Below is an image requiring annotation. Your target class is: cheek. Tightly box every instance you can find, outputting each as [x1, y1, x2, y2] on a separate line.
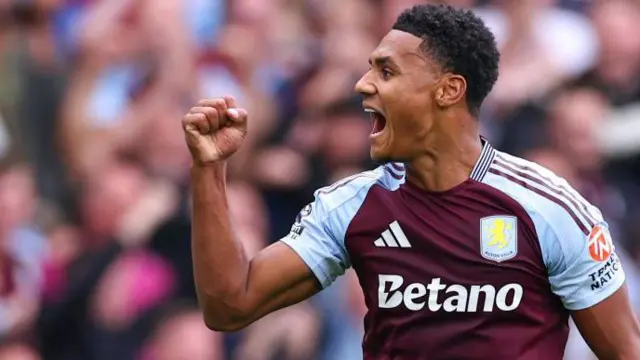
[389, 96, 432, 136]
[390, 76, 433, 110]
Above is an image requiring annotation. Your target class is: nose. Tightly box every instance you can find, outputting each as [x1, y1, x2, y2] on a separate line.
[355, 72, 376, 96]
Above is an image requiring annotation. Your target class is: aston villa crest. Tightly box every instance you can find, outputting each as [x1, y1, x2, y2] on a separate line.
[480, 215, 518, 263]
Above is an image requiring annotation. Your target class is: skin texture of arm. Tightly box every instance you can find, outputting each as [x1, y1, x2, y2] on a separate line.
[190, 163, 321, 331]
[573, 284, 640, 360]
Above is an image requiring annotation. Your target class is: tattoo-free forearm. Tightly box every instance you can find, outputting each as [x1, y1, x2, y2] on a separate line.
[190, 162, 251, 329]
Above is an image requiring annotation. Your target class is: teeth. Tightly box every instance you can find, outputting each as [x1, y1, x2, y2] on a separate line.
[366, 108, 385, 135]
[365, 108, 384, 118]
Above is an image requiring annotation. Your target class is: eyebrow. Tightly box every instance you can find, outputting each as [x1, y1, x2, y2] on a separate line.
[369, 55, 399, 69]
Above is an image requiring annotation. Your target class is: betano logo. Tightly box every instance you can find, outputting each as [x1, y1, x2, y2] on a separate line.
[588, 225, 614, 263]
[378, 275, 523, 312]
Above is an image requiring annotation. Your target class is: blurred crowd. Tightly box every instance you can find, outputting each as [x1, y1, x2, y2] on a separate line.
[0, 0, 640, 359]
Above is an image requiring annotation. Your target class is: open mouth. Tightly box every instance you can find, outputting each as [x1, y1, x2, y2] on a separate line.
[365, 108, 387, 135]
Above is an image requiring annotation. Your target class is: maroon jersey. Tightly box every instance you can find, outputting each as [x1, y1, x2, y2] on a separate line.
[281, 141, 624, 359]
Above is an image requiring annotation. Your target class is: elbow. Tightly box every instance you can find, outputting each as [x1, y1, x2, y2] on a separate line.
[202, 316, 247, 332]
[200, 301, 253, 332]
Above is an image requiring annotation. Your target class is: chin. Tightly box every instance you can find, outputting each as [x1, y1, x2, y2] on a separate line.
[370, 148, 393, 164]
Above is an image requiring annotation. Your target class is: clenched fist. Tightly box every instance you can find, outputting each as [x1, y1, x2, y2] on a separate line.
[182, 97, 248, 165]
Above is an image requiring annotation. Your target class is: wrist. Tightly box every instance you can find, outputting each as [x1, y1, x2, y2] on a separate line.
[191, 160, 227, 181]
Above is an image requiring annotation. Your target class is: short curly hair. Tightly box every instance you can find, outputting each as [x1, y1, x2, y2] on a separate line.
[393, 4, 500, 114]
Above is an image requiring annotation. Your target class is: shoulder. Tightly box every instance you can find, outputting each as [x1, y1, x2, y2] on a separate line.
[297, 164, 405, 236]
[482, 151, 625, 310]
[280, 164, 405, 288]
[482, 150, 603, 237]
[312, 163, 405, 215]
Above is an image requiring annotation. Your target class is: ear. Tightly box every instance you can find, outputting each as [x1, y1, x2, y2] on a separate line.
[435, 74, 467, 108]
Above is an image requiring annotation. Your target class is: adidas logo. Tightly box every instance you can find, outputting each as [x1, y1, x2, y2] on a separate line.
[374, 221, 411, 248]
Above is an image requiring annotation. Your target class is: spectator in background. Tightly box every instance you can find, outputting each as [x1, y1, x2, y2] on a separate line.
[477, 0, 597, 111]
[574, 0, 640, 204]
[232, 302, 321, 360]
[0, 155, 46, 339]
[469, 0, 595, 152]
[575, 0, 640, 107]
[37, 160, 178, 360]
[140, 305, 225, 360]
[0, 341, 40, 360]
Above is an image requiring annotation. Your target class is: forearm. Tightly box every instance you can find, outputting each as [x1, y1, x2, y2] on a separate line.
[190, 162, 251, 327]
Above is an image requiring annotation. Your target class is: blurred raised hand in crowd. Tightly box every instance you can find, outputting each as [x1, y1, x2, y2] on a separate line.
[0, 0, 640, 359]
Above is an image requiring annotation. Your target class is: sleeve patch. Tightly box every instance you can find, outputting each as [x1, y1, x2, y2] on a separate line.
[587, 225, 614, 263]
[587, 251, 622, 292]
[288, 204, 313, 239]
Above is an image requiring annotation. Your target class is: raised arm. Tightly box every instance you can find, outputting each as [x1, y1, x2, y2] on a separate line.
[190, 163, 320, 331]
[183, 97, 321, 332]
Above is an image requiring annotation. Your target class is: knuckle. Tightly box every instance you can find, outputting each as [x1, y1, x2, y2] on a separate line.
[182, 113, 194, 124]
[197, 99, 213, 107]
[194, 113, 207, 123]
[204, 107, 218, 119]
[197, 98, 225, 108]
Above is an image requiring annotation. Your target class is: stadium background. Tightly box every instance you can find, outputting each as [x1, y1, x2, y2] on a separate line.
[0, 0, 639, 359]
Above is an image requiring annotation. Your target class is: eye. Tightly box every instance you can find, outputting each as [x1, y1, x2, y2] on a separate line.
[381, 68, 393, 80]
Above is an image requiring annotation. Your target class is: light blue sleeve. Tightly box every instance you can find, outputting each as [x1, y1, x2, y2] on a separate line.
[483, 167, 625, 312]
[533, 204, 625, 311]
[280, 172, 378, 289]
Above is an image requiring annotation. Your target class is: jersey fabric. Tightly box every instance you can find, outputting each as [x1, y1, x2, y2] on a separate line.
[280, 140, 625, 360]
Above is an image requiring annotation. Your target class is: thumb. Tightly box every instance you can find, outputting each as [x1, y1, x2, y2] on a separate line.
[226, 108, 248, 126]
[226, 108, 239, 119]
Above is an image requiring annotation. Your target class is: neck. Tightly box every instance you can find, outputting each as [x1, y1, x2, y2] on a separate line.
[405, 116, 482, 192]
